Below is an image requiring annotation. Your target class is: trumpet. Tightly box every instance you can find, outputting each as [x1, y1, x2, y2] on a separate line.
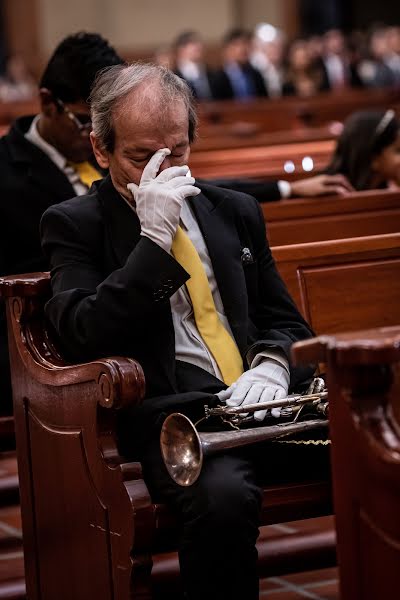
[160, 379, 328, 486]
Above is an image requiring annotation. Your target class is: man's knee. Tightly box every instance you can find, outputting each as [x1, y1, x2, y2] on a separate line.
[181, 452, 262, 530]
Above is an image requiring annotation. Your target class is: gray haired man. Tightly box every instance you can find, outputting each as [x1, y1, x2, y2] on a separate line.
[41, 63, 326, 599]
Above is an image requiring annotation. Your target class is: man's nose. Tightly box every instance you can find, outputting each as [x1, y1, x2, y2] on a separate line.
[159, 156, 172, 172]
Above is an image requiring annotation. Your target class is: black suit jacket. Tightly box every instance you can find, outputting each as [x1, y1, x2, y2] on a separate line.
[175, 67, 217, 100]
[0, 116, 84, 408]
[0, 117, 282, 411]
[41, 176, 314, 435]
[212, 63, 268, 100]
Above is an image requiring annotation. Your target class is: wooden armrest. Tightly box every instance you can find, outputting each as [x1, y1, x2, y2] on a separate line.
[1, 272, 145, 409]
[292, 326, 400, 367]
[0, 272, 50, 298]
[30, 355, 146, 410]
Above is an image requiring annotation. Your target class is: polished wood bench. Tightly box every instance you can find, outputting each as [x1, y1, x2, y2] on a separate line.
[190, 138, 334, 181]
[263, 189, 400, 246]
[0, 273, 335, 600]
[1, 231, 399, 597]
[273, 232, 400, 331]
[293, 325, 400, 600]
[197, 88, 400, 130]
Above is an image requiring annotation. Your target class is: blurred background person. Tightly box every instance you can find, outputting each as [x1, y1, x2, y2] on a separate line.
[173, 30, 216, 100]
[152, 44, 173, 69]
[251, 23, 286, 98]
[358, 27, 399, 88]
[282, 38, 324, 97]
[383, 26, 400, 85]
[326, 109, 400, 190]
[0, 54, 37, 101]
[0, 32, 122, 410]
[319, 28, 363, 90]
[213, 28, 267, 100]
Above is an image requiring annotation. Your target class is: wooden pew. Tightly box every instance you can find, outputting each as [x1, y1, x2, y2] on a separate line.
[0, 273, 335, 600]
[198, 88, 400, 131]
[190, 138, 334, 181]
[272, 232, 400, 330]
[263, 189, 400, 246]
[0, 99, 39, 126]
[292, 326, 400, 600]
[1, 231, 399, 597]
[192, 122, 340, 152]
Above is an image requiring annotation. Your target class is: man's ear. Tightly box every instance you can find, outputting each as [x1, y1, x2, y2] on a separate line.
[90, 132, 110, 169]
[39, 88, 57, 118]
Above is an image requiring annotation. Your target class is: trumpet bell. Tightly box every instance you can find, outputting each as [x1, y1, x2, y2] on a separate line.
[160, 413, 203, 486]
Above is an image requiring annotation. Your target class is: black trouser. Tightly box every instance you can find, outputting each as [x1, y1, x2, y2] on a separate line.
[123, 362, 330, 599]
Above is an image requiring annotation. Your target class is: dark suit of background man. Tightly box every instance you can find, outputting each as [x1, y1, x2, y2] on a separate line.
[0, 33, 122, 410]
[213, 28, 268, 100]
[41, 64, 329, 600]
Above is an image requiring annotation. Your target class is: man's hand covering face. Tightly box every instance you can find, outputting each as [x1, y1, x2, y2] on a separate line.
[127, 148, 201, 252]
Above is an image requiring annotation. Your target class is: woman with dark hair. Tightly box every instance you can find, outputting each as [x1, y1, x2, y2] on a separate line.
[327, 109, 400, 190]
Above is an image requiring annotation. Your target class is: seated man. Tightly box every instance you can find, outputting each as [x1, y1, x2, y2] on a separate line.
[41, 64, 328, 600]
[0, 32, 347, 416]
[0, 32, 122, 408]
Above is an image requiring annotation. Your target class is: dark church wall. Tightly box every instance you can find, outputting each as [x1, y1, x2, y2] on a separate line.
[300, 0, 400, 35]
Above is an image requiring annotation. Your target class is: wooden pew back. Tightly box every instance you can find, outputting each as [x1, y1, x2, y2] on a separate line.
[2, 231, 399, 598]
[263, 189, 400, 246]
[273, 232, 400, 334]
[0, 273, 334, 600]
[190, 139, 334, 181]
[293, 326, 400, 600]
[198, 89, 400, 130]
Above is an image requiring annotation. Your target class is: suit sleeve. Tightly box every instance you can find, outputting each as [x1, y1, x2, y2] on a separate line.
[40, 205, 189, 361]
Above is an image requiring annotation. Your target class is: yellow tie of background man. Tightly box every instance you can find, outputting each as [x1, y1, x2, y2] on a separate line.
[172, 225, 244, 385]
[69, 162, 102, 188]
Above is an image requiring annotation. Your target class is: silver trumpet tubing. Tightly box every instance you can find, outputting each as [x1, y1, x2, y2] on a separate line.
[160, 378, 328, 486]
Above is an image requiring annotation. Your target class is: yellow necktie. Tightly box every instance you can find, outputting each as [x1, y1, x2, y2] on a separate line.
[172, 226, 243, 385]
[70, 162, 102, 188]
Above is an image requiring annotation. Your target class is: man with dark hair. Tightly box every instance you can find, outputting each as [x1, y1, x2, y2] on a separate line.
[173, 30, 216, 100]
[0, 31, 123, 410]
[213, 28, 268, 100]
[41, 63, 328, 600]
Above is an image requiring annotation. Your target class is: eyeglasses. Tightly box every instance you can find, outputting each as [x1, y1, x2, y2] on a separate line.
[54, 97, 92, 132]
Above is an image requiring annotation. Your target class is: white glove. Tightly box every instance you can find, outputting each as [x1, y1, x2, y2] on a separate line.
[216, 358, 290, 421]
[127, 148, 201, 252]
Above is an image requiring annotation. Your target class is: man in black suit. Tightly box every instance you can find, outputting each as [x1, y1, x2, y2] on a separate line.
[174, 30, 217, 100]
[0, 32, 349, 416]
[41, 63, 328, 599]
[213, 28, 268, 100]
[0, 32, 122, 409]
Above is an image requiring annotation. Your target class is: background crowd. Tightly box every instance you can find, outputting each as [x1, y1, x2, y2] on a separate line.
[1, 23, 400, 104]
[146, 24, 400, 101]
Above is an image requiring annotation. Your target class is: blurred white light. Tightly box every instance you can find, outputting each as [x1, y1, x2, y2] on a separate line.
[302, 156, 314, 172]
[284, 161, 295, 174]
[255, 23, 278, 43]
[329, 120, 344, 135]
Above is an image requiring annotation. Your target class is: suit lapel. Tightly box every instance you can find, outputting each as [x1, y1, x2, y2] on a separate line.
[189, 186, 249, 353]
[26, 152, 76, 202]
[7, 119, 76, 203]
[97, 176, 141, 268]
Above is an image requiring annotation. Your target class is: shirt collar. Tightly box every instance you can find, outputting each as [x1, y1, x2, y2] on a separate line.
[24, 114, 68, 171]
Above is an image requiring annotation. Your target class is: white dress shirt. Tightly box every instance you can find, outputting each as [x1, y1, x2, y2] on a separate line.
[25, 116, 88, 196]
[324, 54, 347, 88]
